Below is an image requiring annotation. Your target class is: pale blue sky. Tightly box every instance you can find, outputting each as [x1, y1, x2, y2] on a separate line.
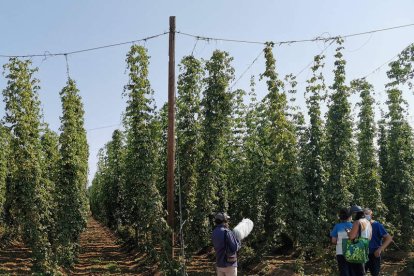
[1, 1, 414, 184]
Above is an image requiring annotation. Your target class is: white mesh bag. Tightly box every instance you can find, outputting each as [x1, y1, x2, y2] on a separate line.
[232, 218, 254, 241]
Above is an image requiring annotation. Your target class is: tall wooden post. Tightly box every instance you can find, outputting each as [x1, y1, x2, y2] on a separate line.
[167, 15, 176, 258]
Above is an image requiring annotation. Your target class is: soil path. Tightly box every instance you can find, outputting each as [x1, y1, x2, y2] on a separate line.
[0, 240, 32, 275]
[0, 218, 156, 275]
[71, 217, 154, 275]
[186, 253, 215, 275]
[1, 220, 412, 275]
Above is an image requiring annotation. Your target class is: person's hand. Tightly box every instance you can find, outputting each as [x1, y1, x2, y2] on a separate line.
[374, 247, 382, 257]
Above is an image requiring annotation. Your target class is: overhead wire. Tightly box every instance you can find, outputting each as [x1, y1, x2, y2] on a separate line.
[202, 22, 414, 91]
[0, 23, 413, 59]
[177, 22, 414, 46]
[229, 37, 335, 92]
[86, 123, 122, 132]
[0, 32, 169, 58]
[2, 23, 414, 134]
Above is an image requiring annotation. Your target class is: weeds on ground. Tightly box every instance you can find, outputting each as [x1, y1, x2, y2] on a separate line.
[106, 262, 120, 273]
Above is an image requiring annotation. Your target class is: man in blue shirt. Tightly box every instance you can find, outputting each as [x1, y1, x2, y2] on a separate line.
[364, 208, 393, 276]
[211, 212, 241, 276]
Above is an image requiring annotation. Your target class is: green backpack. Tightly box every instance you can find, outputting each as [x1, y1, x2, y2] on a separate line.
[342, 223, 369, 264]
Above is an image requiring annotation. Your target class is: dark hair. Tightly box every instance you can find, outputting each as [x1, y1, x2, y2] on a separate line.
[354, 211, 365, 220]
[339, 208, 351, 221]
[215, 218, 224, 225]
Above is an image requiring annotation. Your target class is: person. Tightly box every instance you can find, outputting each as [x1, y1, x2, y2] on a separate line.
[330, 208, 353, 276]
[363, 208, 393, 276]
[347, 205, 372, 276]
[211, 212, 241, 276]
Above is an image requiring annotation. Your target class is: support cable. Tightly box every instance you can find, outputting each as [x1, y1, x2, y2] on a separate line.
[230, 49, 264, 90]
[0, 32, 169, 58]
[177, 22, 414, 46]
[2, 23, 414, 59]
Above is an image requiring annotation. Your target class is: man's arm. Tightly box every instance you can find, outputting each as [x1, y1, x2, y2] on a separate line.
[374, 234, 392, 257]
[226, 230, 241, 253]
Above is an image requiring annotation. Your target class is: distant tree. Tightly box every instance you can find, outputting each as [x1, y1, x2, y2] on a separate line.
[56, 78, 89, 266]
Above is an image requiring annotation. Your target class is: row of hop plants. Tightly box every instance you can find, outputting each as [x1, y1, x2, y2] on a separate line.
[1, 40, 413, 275]
[79, 39, 414, 274]
[0, 59, 88, 274]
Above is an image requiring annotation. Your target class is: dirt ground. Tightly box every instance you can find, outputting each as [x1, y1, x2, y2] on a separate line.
[184, 249, 414, 275]
[1, 220, 412, 275]
[0, 218, 158, 275]
[70, 218, 158, 275]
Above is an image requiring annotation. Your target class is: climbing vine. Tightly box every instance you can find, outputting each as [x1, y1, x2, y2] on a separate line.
[2, 58, 55, 273]
[325, 39, 357, 220]
[2, 34, 414, 275]
[193, 50, 235, 247]
[56, 78, 89, 266]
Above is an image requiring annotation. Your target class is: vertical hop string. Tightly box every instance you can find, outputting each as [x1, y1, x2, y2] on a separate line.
[64, 54, 70, 79]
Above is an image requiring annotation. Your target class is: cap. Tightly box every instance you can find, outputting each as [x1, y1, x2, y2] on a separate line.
[214, 212, 230, 222]
[350, 205, 363, 213]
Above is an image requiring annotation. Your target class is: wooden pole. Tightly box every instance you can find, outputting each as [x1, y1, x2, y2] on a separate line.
[167, 15, 176, 258]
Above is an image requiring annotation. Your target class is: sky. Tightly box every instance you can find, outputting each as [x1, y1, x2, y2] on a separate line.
[1, 1, 414, 184]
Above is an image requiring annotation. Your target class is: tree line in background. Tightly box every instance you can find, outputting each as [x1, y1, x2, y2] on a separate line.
[89, 39, 414, 271]
[0, 59, 88, 274]
[1, 39, 414, 274]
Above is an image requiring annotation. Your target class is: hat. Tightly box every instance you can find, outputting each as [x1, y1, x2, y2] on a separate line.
[214, 212, 230, 222]
[350, 205, 363, 213]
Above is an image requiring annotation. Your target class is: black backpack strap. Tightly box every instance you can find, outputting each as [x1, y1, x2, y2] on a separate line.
[223, 229, 228, 255]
